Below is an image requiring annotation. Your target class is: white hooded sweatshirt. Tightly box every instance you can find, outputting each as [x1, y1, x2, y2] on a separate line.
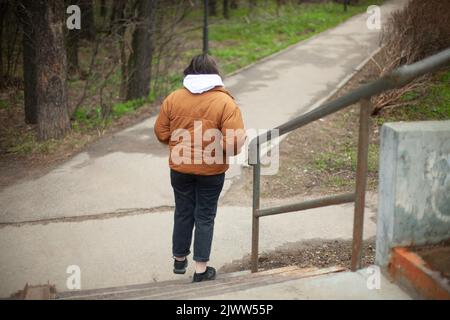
[183, 74, 225, 94]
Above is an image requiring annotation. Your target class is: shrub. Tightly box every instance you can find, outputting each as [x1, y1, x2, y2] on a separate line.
[372, 0, 450, 114]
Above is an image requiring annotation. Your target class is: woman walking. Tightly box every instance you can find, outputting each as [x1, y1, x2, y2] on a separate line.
[154, 54, 246, 282]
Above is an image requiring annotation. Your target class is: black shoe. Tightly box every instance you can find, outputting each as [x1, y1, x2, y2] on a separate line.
[193, 266, 216, 283]
[173, 258, 188, 274]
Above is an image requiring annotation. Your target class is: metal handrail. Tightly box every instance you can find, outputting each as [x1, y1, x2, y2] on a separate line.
[248, 48, 450, 273]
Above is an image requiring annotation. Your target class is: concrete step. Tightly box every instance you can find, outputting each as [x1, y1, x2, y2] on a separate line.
[56, 266, 346, 300]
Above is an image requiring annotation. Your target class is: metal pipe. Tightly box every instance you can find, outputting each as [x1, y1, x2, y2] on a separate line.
[256, 193, 355, 217]
[351, 99, 372, 271]
[251, 141, 261, 273]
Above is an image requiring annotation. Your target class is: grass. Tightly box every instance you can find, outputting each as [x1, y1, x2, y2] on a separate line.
[6, 130, 61, 155]
[112, 97, 148, 118]
[311, 68, 450, 191]
[312, 143, 379, 174]
[310, 142, 379, 189]
[377, 69, 450, 124]
[147, 0, 384, 106]
[260, 67, 450, 198]
[71, 97, 149, 132]
[5, 129, 94, 156]
[199, 1, 384, 74]
[0, 99, 8, 110]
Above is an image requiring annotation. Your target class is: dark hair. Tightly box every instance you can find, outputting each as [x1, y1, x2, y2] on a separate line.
[183, 54, 220, 76]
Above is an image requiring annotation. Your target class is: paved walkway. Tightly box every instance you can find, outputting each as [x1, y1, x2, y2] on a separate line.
[55, 266, 410, 300]
[0, 1, 409, 298]
[204, 268, 410, 300]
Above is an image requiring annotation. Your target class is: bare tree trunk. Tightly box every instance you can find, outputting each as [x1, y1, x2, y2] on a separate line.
[20, 0, 71, 140]
[79, 0, 96, 40]
[127, 0, 158, 100]
[0, 0, 7, 85]
[66, 30, 80, 76]
[209, 0, 217, 16]
[2, 1, 21, 86]
[223, 0, 229, 19]
[230, 0, 238, 9]
[248, 0, 256, 15]
[109, 0, 124, 27]
[276, 0, 287, 16]
[18, 1, 37, 124]
[65, 0, 81, 77]
[100, 0, 107, 17]
[110, 0, 128, 100]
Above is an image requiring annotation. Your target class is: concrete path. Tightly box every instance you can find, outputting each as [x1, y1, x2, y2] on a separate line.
[0, 202, 377, 297]
[0, 0, 407, 223]
[54, 266, 409, 300]
[204, 267, 410, 300]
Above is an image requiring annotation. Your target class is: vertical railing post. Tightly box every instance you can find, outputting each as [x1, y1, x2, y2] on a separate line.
[251, 139, 261, 273]
[351, 98, 372, 271]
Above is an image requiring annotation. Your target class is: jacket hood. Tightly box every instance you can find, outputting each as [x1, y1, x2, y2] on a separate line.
[183, 74, 225, 94]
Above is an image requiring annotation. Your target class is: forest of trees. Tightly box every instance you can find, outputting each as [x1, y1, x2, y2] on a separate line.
[0, 0, 358, 142]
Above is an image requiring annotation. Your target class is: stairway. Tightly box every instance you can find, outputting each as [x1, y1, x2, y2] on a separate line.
[56, 266, 346, 300]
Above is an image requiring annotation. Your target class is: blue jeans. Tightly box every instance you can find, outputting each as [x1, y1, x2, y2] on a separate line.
[171, 169, 225, 262]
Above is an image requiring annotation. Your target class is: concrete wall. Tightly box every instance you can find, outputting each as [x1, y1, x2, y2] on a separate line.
[376, 121, 450, 267]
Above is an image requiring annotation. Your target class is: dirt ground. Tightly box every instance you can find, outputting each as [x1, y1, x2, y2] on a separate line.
[220, 238, 376, 273]
[413, 241, 450, 279]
